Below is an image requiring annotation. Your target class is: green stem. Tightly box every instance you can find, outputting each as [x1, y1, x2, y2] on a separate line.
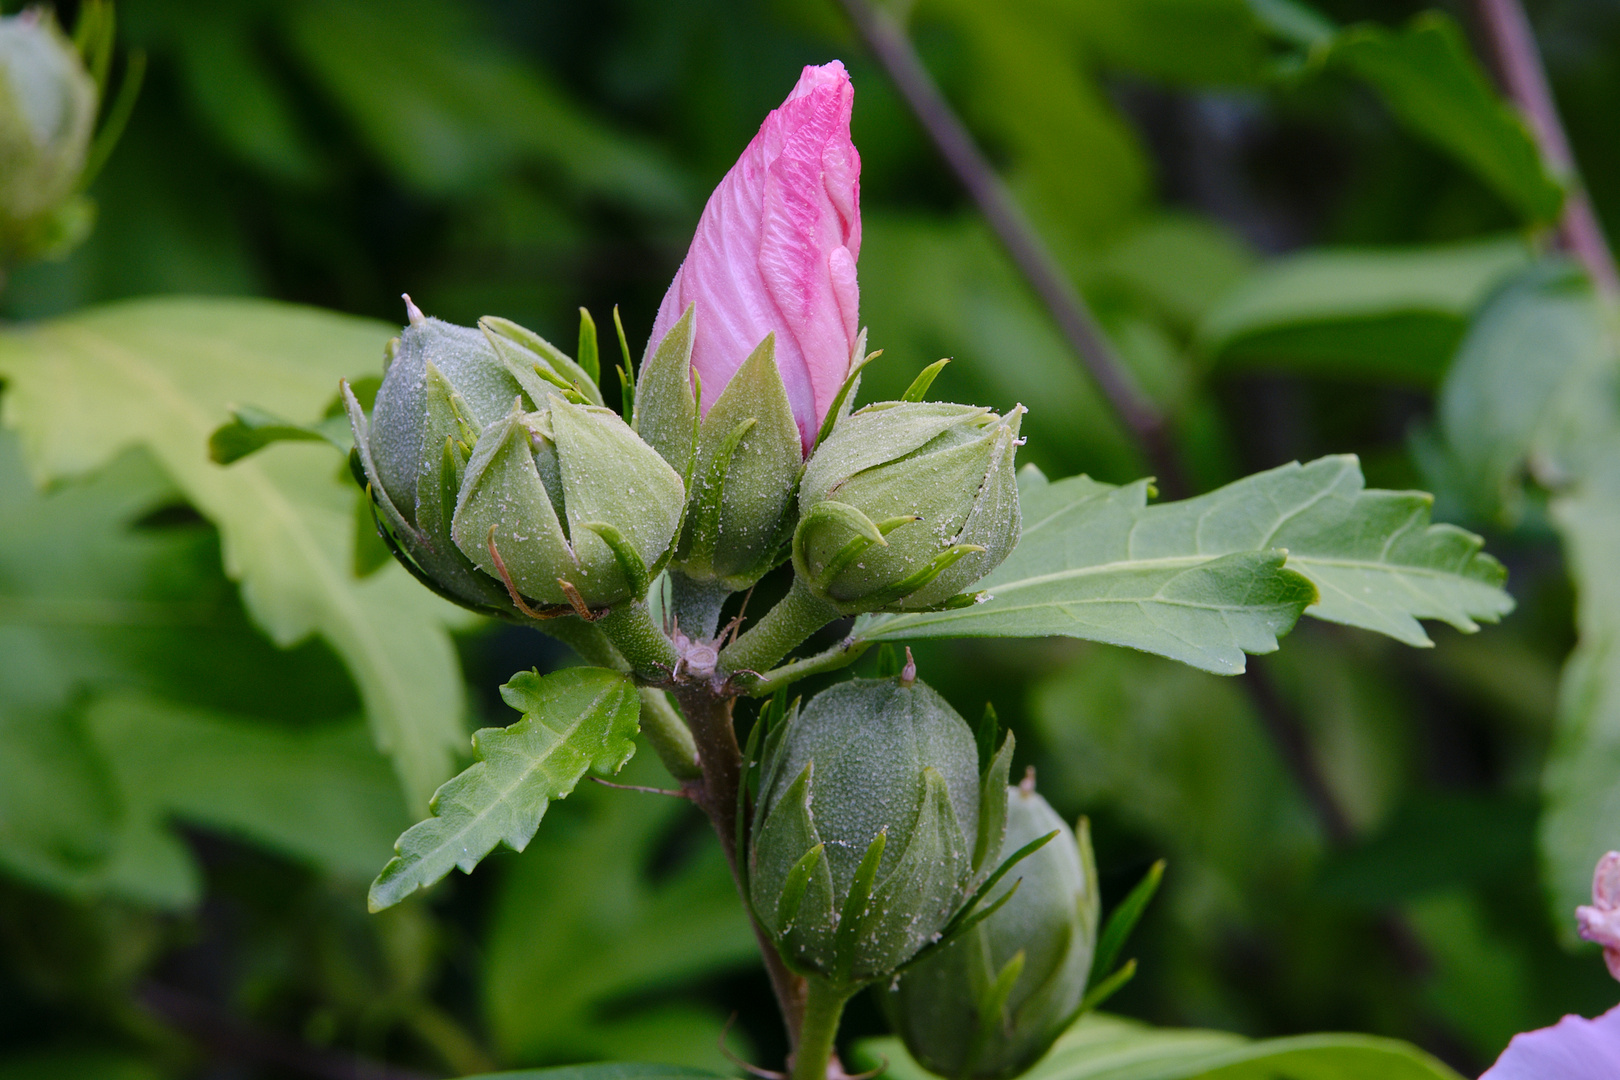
[532, 617, 626, 672]
[791, 978, 852, 1080]
[669, 571, 733, 639]
[596, 601, 679, 682]
[744, 636, 871, 698]
[637, 688, 700, 781]
[720, 578, 841, 679]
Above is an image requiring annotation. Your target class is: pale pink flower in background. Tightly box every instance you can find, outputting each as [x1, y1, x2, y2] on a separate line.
[1480, 1006, 1620, 1079]
[645, 60, 861, 455]
[1577, 850, 1620, 981]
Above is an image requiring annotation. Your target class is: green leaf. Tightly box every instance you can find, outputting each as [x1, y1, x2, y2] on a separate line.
[0, 297, 476, 809]
[1199, 236, 1530, 385]
[207, 403, 351, 464]
[857, 457, 1510, 671]
[369, 666, 640, 911]
[1328, 13, 1563, 225]
[87, 692, 410, 909]
[1436, 260, 1618, 524]
[482, 753, 756, 1071]
[854, 1011, 1463, 1080]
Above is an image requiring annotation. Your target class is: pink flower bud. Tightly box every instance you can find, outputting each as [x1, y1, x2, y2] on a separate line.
[646, 60, 861, 455]
[1577, 850, 1620, 982]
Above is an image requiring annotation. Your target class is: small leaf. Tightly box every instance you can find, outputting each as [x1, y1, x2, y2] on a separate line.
[578, 307, 601, 384]
[1088, 859, 1164, 987]
[369, 667, 640, 910]
[900, 358, 950, 402]
[208, 404, 350, 464]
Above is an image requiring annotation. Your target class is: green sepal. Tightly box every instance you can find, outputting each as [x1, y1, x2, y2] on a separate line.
[976, 703, 1002, 775]
[834, 828, 889, 984]
[978, 950, 1027, 1037]
[613, 306, 636, 420]
[679, 333, 804, 588]
[859, 543, 987, 612]
[751, 761, 836, 972]
[813, 332, 874, 451]
[901, 358, 951, 402]
[577, 307, 600, 384]
[1088, 858, 1164, 989]
[479, 315, 605, 407]
[579, 521, 652, 600]
[633, 304, 698, 477]
[1075, 958, 1137, 1015]
[778, 843, 828, 935]
[973, 732, 1015, 878]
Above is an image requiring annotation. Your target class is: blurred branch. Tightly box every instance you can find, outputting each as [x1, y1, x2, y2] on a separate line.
[833, 0, 1187, 498]
[1473, 0, 1620, 299]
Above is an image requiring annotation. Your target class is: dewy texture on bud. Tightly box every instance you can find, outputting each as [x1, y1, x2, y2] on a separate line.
[643, 60, 861, 455]
[794, 402, 1023, 613]
[1576, 850, 1620, 982]
[884, 783, 1098, 1080]
[0, 10, 96, 262]
[346, 305, 683, 615]
[749, 675, 1003, 985]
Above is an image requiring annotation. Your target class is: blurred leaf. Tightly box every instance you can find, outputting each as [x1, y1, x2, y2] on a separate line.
[1199, 236, 1529, 384]
[369, 667, 640, 912]
[1098, 214, 1258, 331]
[87, 692, 408, 909]
[1403, 891, 1537, 1061]
[285, 0, 685, 212]
[859, 214, 1143, 481]
[0, 708, 118, 896]
[858, 456, 1511, 671]
[1328, 14, 1563, 225]
[1543, 466, 1620, 936]
[923, 0, 1150, 251]
[0, 1051, 162, 1080]
[853, 1011, 1463, 1079]
[1436, 260, 1617, 524]
[483, 754, 755, 1070]
[1069, 0, 1272, 85]
[0, 298, 473, 809]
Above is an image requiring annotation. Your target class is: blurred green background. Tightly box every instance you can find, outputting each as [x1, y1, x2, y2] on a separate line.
[2, 0, 1619, 1077]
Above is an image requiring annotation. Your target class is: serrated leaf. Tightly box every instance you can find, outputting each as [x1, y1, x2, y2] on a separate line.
[857, 457, 1510, 672]
[369, 666, 640, 911]
[1199, 237, 1530, 384]
[853, 1011, 1462, 1080]
[1328, 13, 1563, 225]
[0, 297, 475, 809]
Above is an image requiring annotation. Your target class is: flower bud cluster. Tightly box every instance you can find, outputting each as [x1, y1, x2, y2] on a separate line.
[347, 303, 685, 617]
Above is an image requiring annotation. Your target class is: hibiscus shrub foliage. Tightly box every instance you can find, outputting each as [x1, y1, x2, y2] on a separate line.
[1, 1, 1619, 1079]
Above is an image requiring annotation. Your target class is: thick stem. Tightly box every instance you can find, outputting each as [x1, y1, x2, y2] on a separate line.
[746, 637, 871, 698]
[531, 616, 626, 672]
[789, 979, 852, 1080]
[638, 688, 701, 780]
[596, 601, 680, 682]
[677, 689, 808, 1049]
[1473, 0, 1620, 299]
[721, 579, 841, 679]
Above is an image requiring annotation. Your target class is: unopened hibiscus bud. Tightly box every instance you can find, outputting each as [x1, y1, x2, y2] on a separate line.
[884, 779, 1098, 1080]
[451, 395, 685, 610]
[346, 302, 675, 615]
[1576, 850, 1620, 981]
[0, 9, 97, 264]
[749, 672, 1004, 984]
[794, 402, 1023, 613]
[636, 61, 862, 591]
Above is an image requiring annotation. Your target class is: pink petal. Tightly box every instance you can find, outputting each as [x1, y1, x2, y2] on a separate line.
[1481, 1005, 1620, 1080]
[645, 61, 861, 455]
[1594, 851, 1620, 908]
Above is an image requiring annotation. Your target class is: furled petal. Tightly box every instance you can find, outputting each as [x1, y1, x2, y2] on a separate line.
[645, 60, 861, 454]
[1481, 1005, 1620, 1079]
[1578, 851, 1620, 981]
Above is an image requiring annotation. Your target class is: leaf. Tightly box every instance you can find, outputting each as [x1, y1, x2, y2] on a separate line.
[1435, 260, 1618, 524]
[857, 457, 1510, 672]
[482, 753, 756, 1070]
[0, 297, 476, 809]
[853, 1011, 1463, 1080]
[369, 666, 640, 911]
[1198, 236, 1530, 385]
[86, 693, 410, 909]
[1328, 13, 1563, 225]
[1068, 0, 1273, 86]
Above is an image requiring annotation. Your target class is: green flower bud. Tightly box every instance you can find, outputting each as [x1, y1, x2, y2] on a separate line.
[0, 10, 97, 263]
[749, 674, 1000, 984]
[346, 303, 676, 615]
[794, 402, 1023, 614]
[882, 781, 1099, 1080]
[451, 395, 685, 609]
